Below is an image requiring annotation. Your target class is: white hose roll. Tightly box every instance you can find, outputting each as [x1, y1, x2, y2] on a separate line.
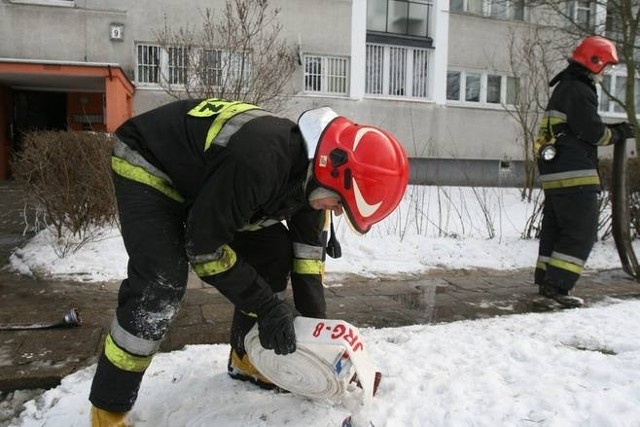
[245, 316, 378, 405]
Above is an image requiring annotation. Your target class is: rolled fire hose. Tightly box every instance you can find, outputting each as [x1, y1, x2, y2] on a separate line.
[245, 317, 379, 406]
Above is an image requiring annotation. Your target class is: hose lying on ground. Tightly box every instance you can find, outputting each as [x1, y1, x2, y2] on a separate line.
[245, 316, 379, 405]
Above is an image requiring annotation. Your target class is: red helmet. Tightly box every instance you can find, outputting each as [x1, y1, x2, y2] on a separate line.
[570, 35, 618, 74]
[298, 107, 409, 234]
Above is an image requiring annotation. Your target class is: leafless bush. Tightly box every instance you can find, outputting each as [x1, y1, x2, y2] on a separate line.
[11, 131, 117, 256]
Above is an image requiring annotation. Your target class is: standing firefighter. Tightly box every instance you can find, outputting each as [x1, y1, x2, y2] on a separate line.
[89, 99, 409, 426]
[534, 36, 634, 307]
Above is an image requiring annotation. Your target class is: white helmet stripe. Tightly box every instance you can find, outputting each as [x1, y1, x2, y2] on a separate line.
[353, 127, 387, 150]
[352, 178, 382, 218]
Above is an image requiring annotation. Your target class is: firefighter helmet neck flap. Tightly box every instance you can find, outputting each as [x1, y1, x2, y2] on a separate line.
[298, 107, 410, 234]
[570, 35, 619, 74]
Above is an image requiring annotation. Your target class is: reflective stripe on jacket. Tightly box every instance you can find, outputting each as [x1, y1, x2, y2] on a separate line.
[112, 98, 324, 307]
[536, 64, 613, 194]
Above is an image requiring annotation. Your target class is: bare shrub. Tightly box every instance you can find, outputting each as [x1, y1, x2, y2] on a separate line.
[11, 131, 117, 256]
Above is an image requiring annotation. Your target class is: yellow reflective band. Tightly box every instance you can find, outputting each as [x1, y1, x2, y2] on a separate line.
[536, 260, 547, 270]
[293, 259, 324, 275]
[112, 157, 184, 202]
[191, 244, 238, 277]
[542, 175, 600, 190]
[104, 334, 153, 373]
[187, 99, 240, 117]
[204, 103, 260, 150]
[186, 98, 261, 151]
[548, 258, 583, 275]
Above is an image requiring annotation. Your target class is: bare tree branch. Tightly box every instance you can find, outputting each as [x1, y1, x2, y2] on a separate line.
[154, 0, 297, 111]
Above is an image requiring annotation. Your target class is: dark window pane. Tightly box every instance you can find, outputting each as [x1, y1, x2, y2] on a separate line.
[487, 75, 502, 103]
[408, 3, 429, 37]
[388, 1, 410, 34]
[367, 0, 388, 31]
[447, 71, 461, 100]
[465, 73, 481, 102]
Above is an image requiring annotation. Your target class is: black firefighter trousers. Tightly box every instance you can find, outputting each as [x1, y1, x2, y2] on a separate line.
[90, 175, 314, 412]
[535, 190, 598, 292]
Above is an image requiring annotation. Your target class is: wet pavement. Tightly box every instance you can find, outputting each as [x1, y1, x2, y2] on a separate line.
[1, 180, 640, 419]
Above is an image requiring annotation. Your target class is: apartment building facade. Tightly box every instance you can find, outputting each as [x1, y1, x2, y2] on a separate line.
[0, 0, 626, 184]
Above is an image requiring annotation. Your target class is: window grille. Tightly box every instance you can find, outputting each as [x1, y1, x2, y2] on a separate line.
[136, 44, 160, 84]
[168, 47, 189, 85]
[365, 45, 385, 95]
[200, 49, 223, 87]
[135, 44, 251, 89]
[303, 56, 349, 95]
[366, 43, 430, 99]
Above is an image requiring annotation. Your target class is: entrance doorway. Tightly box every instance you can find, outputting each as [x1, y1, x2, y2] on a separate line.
[11, 90, 67, 155]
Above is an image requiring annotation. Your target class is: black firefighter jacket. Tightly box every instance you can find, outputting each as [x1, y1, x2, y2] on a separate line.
[112, 98, 326, 313]
[537, 63, 614, 194]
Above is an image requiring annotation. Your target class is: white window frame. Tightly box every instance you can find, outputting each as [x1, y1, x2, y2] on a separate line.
[135, 43, 251, 90]
[136, 43, 161, 86]
[8, 0, 74, 6]
[598, 71, 640, 117]
[167, 46, 189, 86]
[566, 0, 594, 29]
[303, 55, 350, 96]
[446, 69, 517, 107]
[365, 43, 431, 100]
[450, 0, 525, 21]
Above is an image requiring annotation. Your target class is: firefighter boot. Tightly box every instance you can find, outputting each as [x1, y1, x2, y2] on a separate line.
[539, 282, 584, 308]
[227, 349, 286, 391]
[90, 405, 131, 427]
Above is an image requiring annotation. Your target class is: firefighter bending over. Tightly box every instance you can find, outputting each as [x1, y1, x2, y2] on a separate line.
[88, 99, 409, 426]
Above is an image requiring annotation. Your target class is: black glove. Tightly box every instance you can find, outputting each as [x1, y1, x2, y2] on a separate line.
[609, 122, 635, 144]
[256, 296, 297, 355]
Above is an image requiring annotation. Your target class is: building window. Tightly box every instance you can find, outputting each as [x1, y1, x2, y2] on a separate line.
[567, 0, 593, 29]
[135, 43, 251, 89]
[367, 0, 432, 38]
[447, 69, 518, 106]
[446, 71, 461, 100]
[599, 73, 640, 115]
[365, 43, 430, 99]
[506, 76, 519, 105]
[8, 0, 74, 6]
[450, 0, 524, 21]
[465, 72, 481, 102]
[303, 56, 349, 95]
[486, 74, 502, 103]
[197, 49, 251, 88]
[168, 47, 189, 85]
[136, 44, 160, 84]
[490, 0, 524, 20]
[227, 51, 252, 88]
[200, 49, 223, 87]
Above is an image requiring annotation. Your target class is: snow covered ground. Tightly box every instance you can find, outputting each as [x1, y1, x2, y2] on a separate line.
[6, 186, 640, 426]
[10, 299, 640, 427]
